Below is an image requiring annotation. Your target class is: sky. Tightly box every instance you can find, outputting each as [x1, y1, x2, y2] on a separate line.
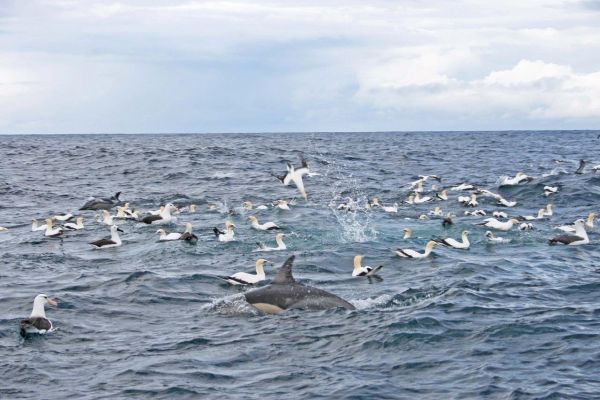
[1, 0, 600, 134]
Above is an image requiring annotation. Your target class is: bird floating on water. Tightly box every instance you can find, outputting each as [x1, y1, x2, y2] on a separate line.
[31, 218, 50, 232]
[53, 213, 73, 222]
[255, 233, 286, 252]
[44, 218, 63, 237]
[477, 218, 520, 231]
[544, 186, 558, 197]
[549, 219, 589, 245]
[248, 215, 280, 231]
[90, 225, 123, 249]
[19, 294, 57, 337]
[352, 255, 383, 277]
[214, 221, 235, 242]
[395, 240, 437, 259]
[485, 231, 511, 244]
[435, 230, 470, 249]
[557, 212, 595, 232]
[218, 259, 270, 285]
[156, 228, 182, 241]
[499, 172, 534, 186]
[403, 228, 412, 239]
[63, 217, 84, 230]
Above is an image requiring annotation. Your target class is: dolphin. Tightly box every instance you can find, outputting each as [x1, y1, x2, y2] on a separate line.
[244, 255, 356, 314]
[79, 192, 123, 211]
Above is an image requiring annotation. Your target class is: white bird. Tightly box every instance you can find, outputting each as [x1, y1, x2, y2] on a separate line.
[274, 200, 291, 210]
[435, 230, 470, 249]
[53, 213, 73, 222]
[436, 189, 449, 201]
[217, 259, 270, 285]
[429, 206, 442, 216]
[179, 223, 198, 242]
[499, 172, 533, 186]
[63, 217, 84, 230]
[255, 233, 286, 251]
[369, 197, 381, 208]
[413, 192, 431, 204]
[592, 164, 600, 172]
[395, 240, 437, 259]
[248, 215, 280, 231]
[465, 210, 486, 216]
[519, 209, 545, 221]
[403, 227, 412, 239]
[213, 220, 235, 242]
[544, 204, 553, 217]
[485, 231, 511, 243]
[44, 219, 63, 237]
[544, 186, 558, 196]
[156, 228, 182, 241]
[31, 218, 49, 232]
[557, 212, 595, 232]
[496, 196, 517, 207]
[178, 204, 197, 213]
[148, 206, 165, 216]
[549, 219, 589, 246]
[457, 195, 470, 204]
[0, 226, 8, 232]
[519, 222, 534, 231]
[382, 203, 398, 213]
[413, 181, 424, 193]
[19, 294, 58, 337]
[404, 195, 415, 205]
[98, 210, 114, 226]
[141, 204, 176, 225]
[466, 193, 478, 207]
[492, 211, 508, 219]
[352, 255, 383, 277]
[477, 218, 520, 231]
[275, 157, 310, 199]
[90, 224, 123, 248]
[449, 183, 475, 191]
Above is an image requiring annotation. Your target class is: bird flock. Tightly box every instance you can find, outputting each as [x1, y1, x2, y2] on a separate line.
[3, 155, 598, 337]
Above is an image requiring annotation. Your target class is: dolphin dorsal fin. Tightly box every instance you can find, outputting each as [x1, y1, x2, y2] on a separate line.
[272, 255, 296, 284]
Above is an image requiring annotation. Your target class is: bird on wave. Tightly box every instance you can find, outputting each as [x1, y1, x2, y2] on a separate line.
[19, 294, 58, 337]
[213, 221, 235, 242]
[352, 255, 383, 277]
[485, 231, 511, 244]
[217, 259, 269, 285]
[248, 215, 280, 231]
[395, 240, 437, 259]
[543, 186, 558, 197]
[141, 204, 176, 225]
[549, 219, 589, 246]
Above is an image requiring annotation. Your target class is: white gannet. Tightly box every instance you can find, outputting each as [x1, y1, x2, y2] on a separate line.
[255, 233, 286, 252]
[467, 193, 478, 207]
[544, 186, 558, 197]
[575, 159, 586, 174]
[395, 240, 437, 259]
[557, 212, 595, 232]
[99, 210, 114, 226]
[0, 226, 7, 232]
[382, 203, 398, 213]
[492, 211, 508, 219]
[449, 183, 475, 191]
[429, 206, 442, 216]
[499, 172, 534, 186]
[518, 209, 545, 221]
[142, 204, 176, 225]
[214, 220, 235, 242]
[404, 194, 415, 205]
[179, 223, 198, 242]
[496, 196, 517, 207]
[90, 225, 124, 249]
[218, 259, 269, 285]
[148, 206, 165, 216]
[352, 255, 383, 277]
[519, 222, 535, 231]
[544, 204, 553, 217]
[19, 294, 58, 337]
[476, 189, 501, 199]
[31, 218, 50, 232]
[485, 231, 511, 243]
[369, 197, 381, 208]
[274, 200, 291, 210]
[549, 219, 589, 245]
[413, 192, 431, 204]
[63, 217, 84, 230]
[403, 228, 412, 239]
[53, 213, 73, 222]
[477, 218, 520, 231]
[156, 228, 182, 241]
[44, 219, 63, 237]
[435, 230, 470, 249]
[274, 156, 310, 199]
[435, 189, 448, 201]
[457, 195, 470, 205]
[248, 215, 280, 231]
[465, 210, 486, 216]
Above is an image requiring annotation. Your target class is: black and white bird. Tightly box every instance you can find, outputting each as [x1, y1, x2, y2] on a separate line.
[248, 215, 280, 231]
[213, 220, 235, 242]
[31, 218, 49, 232]
[53, 213, 73, 222]
[543, 186, 558, 197]
[63, 217, 84, 230]
[217, 259, 269, 285]
[499, 172, 534, 186]
[352, 255, 383, 277]
[19, 294, 58, 337]
[179, 223, 198, 243]
[44, 218, 63, 237]
[557, 212, 595, 232]
[141, 204, 176, 225]
[477, 218, 520, 231]
[90, 225, 124, 249]
[485, 231, 511, 243]
[274, 156, 310, 200]
[395, 240, 437, 259]
[435, 230, 470, 249]
[156, 228, 182, 241]
[255, 233, 286, 251]
[549, 219, 589, 245]
[519, 222, 535, 231]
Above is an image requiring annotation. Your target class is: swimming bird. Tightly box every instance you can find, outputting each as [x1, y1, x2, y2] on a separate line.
[549, 219, 589, 245]
[467, 193, 478, 207]
[213, 220, 235, 242]
[248, 215, 280, 231]
[496, 196, 517, 208]
[255, 233, 286, 251]
[53, 213, 73, 222]
[477, 218, 520, 231]
[449, 183, 475, 191]
[244, 255, 355, 313]
[395, 240, 437, 259]
[19, 294, 57, 337]
[442, 215, 454, 226]
[435, 189, 449, 201]
[44, 219, 63, 237]
[156, 228, 182, 241]
[274, 200, 291, 210]
[218, 259, 269, 285]
[544, 204, 553, 217]
[243, 201, 268, 211]
[435, 230, 470, 249]
[63, 217, 84, 230]
[404, 195, 415, 205]
[499, 172, 534, 186]
[518, 209, 545, 221]
[142, 204, 176, 225]
[403, 228, 412, 239]
[382, 203, 398, 213]
[0, 226, 7, 232]
[519, 222, 535, 231]
[275, 156, 310, 199]
[79, 192, 122, 210]
[592, 164, 600, 173]
[148, 206, 165, 216]
[465, 210, 486, 216]
[457, 195, 470, 205]
[485, 231, 511, 243]
[413, 192, 431, 204]
[352, 255, 383, 277]
[89, 225, 124, 249]
[413, 181, 424, 193]
[369, 197, 381, 208]
[557, 212, 595, 232]
[98, 210, 114, 226]
[544, 186, 558, 197]
[31, 218, 50, 232]
[575, 159, 586, 174]
[178, 204, 197, 213]
[429, 206, 443, 216]
[493, 211, 508, 219]
[179, 223, 198, 243]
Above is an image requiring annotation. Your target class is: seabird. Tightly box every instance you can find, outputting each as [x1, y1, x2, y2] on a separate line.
[413, 181, 424, 193]
[442, 215, 454, 226]
[44, 219, 63, 237]
[63, 217, 84, 230]
[493, 211, 508, 219]
[19, 294, 57, 337]
[0, 226, 7, 232]
[213, 220, 235, 242]
[592, 164, 600, 173]
[248, 215, 280, 231]
[575, 159, 586, 174]
[218, 259, 269, 285]
[404, 195, 415, 205]
[79, 192, 122, 211]
[544, 186, 558, 197]
[465, 210, 486, 216]
[435, 230, 470, 249]
[274, 156, 310, 200]
[352, 255, 383, 277]
[395, 240, 437, 259]
[178, 204, 197, 213]
[549, 219, 589, 245]
[141, 204, 176, 225]
[53, 213, 73, 222]
[89, 225, 124, 249]
[496, 196, 517, 207]
[274, 200, 291, 210]
[413, 192, 431, 204]
[518, 209, 545, 221]
[98, 210, 114, 226]
[457, 195, 470, 205]
[403, 228, 412, 239]
[476, 218, 520, 231]
[435, 189, 449, 201]
[499, 172, 534, 186]
[449, 183, 475, 191]
[382, 203, 398, 213]
[557, 212, 595, 232]
[148, 206, 165, 216]
[369, 197, 381, 208]
[544, 204, 553, 217]
[156, 228, 182, 241]
[429, 206, 443, 216]
[31, 218, 49, 232]
[418, 214, 429, 220]
[179, 223, 198, 243]
[485, 231, 511, 243]
[255, 233, 286, 252]
[519, 222, 535, 231]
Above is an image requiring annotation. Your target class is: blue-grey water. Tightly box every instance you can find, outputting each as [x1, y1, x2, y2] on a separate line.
[1, 131, 600, 399]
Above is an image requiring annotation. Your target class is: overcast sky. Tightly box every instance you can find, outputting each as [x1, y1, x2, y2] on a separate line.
[1, 0, 600, 133]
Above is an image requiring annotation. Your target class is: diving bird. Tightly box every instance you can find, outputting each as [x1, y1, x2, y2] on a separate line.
[395, 240, 437, 259]
[485, 231, 511, 243]
[434, 230, 470, 249]
[156, 228, 181, 241]
[274, 156, 310, 200]
[19, 294, 58, 337]
[255, 233, 286, 251]
[89, 225, 124, 249]
[44, 219, 63, 237]
[244, 255, 355, 314]
[476, 218, 520, 231]
[549, 219, 589, 245]
[179, 223, 198, 243]
[218, 259, 269, 285]
[575, 159, 586, 174]
[248, 215, 280, 231]
[213, 221, 235, 242]
[63, 217, 84, 230]
[79, 192, 123, 210]
[352, 255, 383, 277]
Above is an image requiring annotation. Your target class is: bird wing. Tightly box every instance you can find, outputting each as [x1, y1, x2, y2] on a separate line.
[90, 238, 116, 247]
[549, 235, 584, 245]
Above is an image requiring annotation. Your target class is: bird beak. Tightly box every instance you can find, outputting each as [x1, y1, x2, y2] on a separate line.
[117, 228, 124, 232]
[47, 298, 58, 306]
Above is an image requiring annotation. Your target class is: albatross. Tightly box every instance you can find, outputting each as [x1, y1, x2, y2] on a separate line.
[90, 225, 124, 249]
[549, 219, 589, 245]
[19, 294, 58, 337]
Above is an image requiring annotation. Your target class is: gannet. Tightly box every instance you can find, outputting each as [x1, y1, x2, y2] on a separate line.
[544, 204, 553, 217]
[413, 181, 424, 193]
[592, 164, 600, 173]
[518, 209, 545, 221]
[63, 217, 84, 230]
[499, 172, 534, 186]
[31, 218, 50, 232]
[544, 186, 558, 197]
[218, 259, 270, 285]
[435, 230, 470, 249]
[429, 206, 442, 216]
[274, 200, 291, 210]
[457, 195, 470, 205]
[418, 214, 429, 220]
[179, 223, 198, 242]
[485, 231, 511, 243]
[156, 228, 182, 241]
[575, 159, 586, 174]
[53, 213, 73, 222]
[496, 196, 517, 207]
[477, 218, 520, 231]
[352, 255, 383, 277]
[178, 204, 197, 213]
[449, 183, 475, 191]
[413, 192, 431, 204]
[0, 226, 7, 232]
[142, 204, 176, 225]
[467, 193, 478, 207]
[214, 220, 235, 242]
[557, 212, 595, 232]
[44, 219, 63, 237]
[519, 222, 534, 231]
[395, 240, 437, 259]
[255, 233, 286, 252]
[369, 197, 381, 208]
[90, 225, 124, 249]
[435, 189, 448, 201]
[248, 215, 280, 231]
[19, 294, 57, 337]
[403, 228, 412, 239]
[404, 195, 415, 205]
[274, 156, 310, 200]
[549, 219, 589, 245]
[382, 203, 398, 213]
[99, 210, 114, 226]
[492, 211, 508, 219]
[243, 201, 268, 211]
[465, 210, 486, 216]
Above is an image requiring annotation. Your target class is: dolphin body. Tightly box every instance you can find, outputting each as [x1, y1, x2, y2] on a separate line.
[79, 192, 123, 211]
[244, 255, 356, 314]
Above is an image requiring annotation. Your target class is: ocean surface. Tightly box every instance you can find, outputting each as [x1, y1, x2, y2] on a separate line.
[1, 131, 600, 399]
